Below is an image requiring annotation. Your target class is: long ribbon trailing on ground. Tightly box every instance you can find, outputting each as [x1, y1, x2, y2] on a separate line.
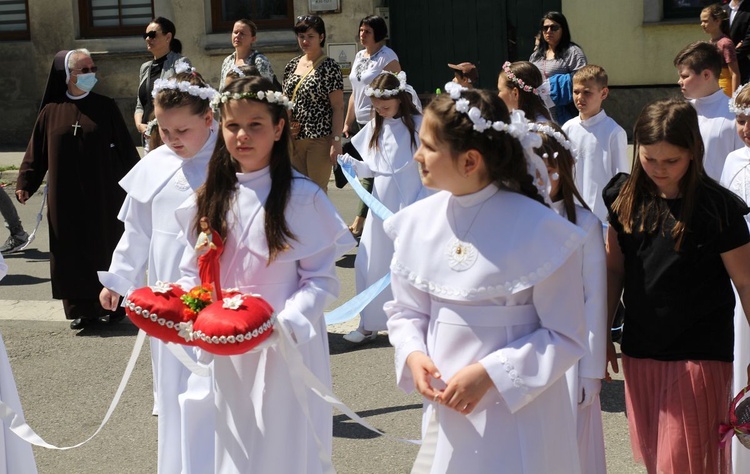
[0, 329, 147, 449]
[324, 160, 394, 326]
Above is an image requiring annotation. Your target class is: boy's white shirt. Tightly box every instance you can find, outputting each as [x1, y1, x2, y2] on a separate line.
[690, 88, 744, 181]
[562, 109, 629, 222]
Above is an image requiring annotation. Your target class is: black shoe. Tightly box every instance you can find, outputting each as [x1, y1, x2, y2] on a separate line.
[98, 313, 125, 325]
[70, 318, 96, 330]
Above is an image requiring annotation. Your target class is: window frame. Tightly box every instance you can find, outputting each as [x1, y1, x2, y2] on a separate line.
[78, 0, 155, 39]
[0, 0, 30, 41]
[209, 0, 295, 33]
[662, 0, 711, 20]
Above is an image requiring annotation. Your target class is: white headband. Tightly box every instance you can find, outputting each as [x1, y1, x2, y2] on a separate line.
[442, 82, 551, 204]
[527, 122, 576, 154]
[365, 71, 408, 98]
[729, 83, 750, 116]
[152, 78, 219, 101]
[211, 90, 294, 110]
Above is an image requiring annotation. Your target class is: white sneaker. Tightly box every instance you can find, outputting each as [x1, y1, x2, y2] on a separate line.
[342, 330, 377, 343]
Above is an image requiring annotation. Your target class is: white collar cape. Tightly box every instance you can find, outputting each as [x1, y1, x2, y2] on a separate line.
[119, 120, 218, 203]
[384, 186, 586, 301]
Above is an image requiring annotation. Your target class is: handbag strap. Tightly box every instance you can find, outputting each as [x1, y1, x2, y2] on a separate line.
[291, 55, 326, 102]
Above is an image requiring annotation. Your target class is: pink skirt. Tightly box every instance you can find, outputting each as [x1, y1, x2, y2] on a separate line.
[622, 355, 732, 474]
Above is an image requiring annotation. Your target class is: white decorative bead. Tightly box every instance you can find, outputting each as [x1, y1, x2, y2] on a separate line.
[157, 318, 166, 326]
[142, 310, 149, 318]
[228, 336, 235, 343]
[166, 321, 174, 328]
[150, 314, 157, 322]
[219, 336, 227, 344]
[237, 334, 245, 342]
[211, 336, 219, 344]
[135, 306, 142, 315]
[252, 329, 258, 337]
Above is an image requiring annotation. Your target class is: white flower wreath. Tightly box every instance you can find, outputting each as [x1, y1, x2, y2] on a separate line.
[211, 90, 294, 110]
[364, 71, 408, 98]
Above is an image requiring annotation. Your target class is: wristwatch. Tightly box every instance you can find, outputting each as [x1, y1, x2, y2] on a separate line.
[333, 135, 341, 142]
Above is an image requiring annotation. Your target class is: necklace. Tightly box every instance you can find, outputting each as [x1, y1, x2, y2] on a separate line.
[445, 189, 497, 271]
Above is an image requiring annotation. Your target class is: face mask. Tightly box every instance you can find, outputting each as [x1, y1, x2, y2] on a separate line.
[75, 73, 98, 92]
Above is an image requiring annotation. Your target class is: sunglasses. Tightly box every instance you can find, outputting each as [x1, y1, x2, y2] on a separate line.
[72, 66, 98, 74]
[542, 24, 561, 32]
[142, 30, 159, 39]
[296, 15, 318, 23]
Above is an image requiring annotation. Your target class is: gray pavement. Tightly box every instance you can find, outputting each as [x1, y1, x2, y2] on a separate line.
[0, 150, 644, 473]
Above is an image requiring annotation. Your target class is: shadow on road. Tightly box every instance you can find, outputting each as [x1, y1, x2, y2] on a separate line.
[0, 274, 50, 286]
[336, 253, 355, 269]
[75, 321, 140, 338]
[333, 403, 422, 439]
[2, 248, 50, 261]
[600, 379, 626, 413]
[328, 332, 392, 355]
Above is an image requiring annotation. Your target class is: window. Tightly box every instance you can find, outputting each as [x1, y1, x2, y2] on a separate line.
[663, 0, 714, 20]
[0, 0, 30, 40]
[210, 0, 295, 32]
[78, 0, 154, 38]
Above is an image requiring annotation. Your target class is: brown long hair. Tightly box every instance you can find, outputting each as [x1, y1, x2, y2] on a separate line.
[425, 90, 546, 205]
[533, 122, 588, 224]
[500, 61, 552, 122]
[194, 76, 296, 263]
[613, 98, 725, 250]
[367, 72, 421, 151]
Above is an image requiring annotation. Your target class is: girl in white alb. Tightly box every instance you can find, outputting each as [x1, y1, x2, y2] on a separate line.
[98, 70, 217, 473]
[339, 71, 429, 343]
[532, 121, 607, 473]
[385, 83, 587, 473]
[175, 77, 355, 473]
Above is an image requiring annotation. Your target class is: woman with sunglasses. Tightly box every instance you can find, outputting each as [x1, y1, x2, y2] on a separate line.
[134, 17, 191, 151]
[283, 15, 344, 193]
[529, 11, 587, 124]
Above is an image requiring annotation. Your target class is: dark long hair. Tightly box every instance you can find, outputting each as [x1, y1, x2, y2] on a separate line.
[425, 90, 546, 205]
[612, 98, 729, 251]
[533, 122, 587, 224]
[530, 11, 575, 61]
[367, 72, 420, 151]
[195, 76, 296, 263]
[151, 17, 182, 54]
[500, 61, 551, 121]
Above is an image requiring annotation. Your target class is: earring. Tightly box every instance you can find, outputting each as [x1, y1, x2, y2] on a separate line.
[550, 172, 559, 181]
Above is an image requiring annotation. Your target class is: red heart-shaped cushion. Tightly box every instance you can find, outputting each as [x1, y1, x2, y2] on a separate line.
[192, 294, 275, 355]
[124, 283, 196, 345]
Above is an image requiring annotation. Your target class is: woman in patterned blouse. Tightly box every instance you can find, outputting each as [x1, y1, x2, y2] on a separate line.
[283, 15, 344, 193]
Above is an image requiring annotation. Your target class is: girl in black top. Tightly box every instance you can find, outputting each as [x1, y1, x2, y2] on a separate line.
[604, 98, 750, 473]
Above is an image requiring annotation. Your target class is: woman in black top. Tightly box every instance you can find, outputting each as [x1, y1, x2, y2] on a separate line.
[604, 99, 750, 473]
[134, 17, 191, 150]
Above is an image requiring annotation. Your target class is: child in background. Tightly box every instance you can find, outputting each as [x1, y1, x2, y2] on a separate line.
[701, 4, 740, 97]
[720, 83, 750, 473]
[176, 76, 355, 473]
[338, 71, 427, 344]
[562, 64, 628, 223]
[223, 63, 260, 89]
[605, 98, 750, 474]
[98, 70, 218, 473]
[674, 41, 743, 181]
[448, 62, 478, 88]
[497, 60, 553, 122]
[385, 84, 587, 473]
[533, 121, 607, 474]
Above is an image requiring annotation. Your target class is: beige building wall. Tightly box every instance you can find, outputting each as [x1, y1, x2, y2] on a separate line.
[3, 0, 380, 146]
[564, 0, 702, 86]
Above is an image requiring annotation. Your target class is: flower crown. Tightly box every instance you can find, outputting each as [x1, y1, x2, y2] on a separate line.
[152, 78, 219, 101]
[729, 83, 750, 116]
[442, 81, 550, 203]
[365, 71, 408, 98]
[211, 90, 294, 110]
[527, 122, 576, 154]
[503, 62, 539, 94]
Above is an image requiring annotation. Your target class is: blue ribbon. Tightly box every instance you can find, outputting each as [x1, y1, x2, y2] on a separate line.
[337, 158, 394, 220]
[324, 159, 394, 325]
[325, 273, 392, 325]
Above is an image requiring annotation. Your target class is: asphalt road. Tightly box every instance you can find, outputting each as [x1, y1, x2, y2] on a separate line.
[0, 180, 645, 473]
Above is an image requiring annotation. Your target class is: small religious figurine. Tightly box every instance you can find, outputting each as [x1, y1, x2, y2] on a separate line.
[195, 216, 224, 301]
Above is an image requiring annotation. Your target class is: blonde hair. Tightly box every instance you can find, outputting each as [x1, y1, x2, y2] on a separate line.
[573, 64, 608, 89]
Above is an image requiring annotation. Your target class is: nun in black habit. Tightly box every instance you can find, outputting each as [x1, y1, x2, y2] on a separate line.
[16, 49, 140, 329]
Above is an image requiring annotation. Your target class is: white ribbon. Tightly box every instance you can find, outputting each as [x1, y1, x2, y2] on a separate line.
[0, 329, 147, 449]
